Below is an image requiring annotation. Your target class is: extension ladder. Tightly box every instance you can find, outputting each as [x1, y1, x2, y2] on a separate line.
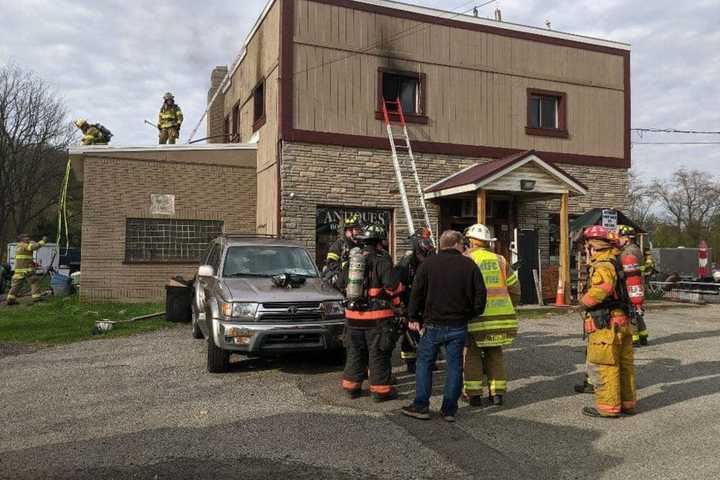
[381, 99, 435, 246]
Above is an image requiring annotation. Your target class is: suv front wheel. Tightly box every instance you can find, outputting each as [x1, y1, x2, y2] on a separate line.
[207, 334, 230, 373]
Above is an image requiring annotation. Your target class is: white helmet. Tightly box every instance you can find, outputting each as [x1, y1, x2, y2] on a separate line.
[465, 224, 496, 242]
[713, 271, 720, 283]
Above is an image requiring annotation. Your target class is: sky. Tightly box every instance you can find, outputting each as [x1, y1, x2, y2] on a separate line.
[1, 0, 718, 180]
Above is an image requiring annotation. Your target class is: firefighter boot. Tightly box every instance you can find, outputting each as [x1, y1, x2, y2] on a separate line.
[582, 407, 619, 419]
[574, 379, 595, 394]
[467, 396, 484, 408]
[372, 388, 398, 403]
[489, 394, 504, 407]
[406, 359, 416, 374]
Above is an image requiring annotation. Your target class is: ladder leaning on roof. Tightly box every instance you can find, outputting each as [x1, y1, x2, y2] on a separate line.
[381, 99, 435, 246]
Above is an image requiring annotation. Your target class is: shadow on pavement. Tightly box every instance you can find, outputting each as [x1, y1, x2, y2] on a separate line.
[645, 329, 720, 347]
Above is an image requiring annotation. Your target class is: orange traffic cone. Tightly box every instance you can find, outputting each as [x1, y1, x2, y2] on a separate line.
[555, 278, 567, 307]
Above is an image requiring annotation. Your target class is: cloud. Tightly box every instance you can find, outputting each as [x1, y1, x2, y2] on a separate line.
[0, 0, 717, 182]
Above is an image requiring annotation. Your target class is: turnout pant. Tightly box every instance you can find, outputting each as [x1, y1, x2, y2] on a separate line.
[342, 320, 395, 397]
[631, 314, 649, 343]
[587, 324, 636, 416]
[400, 330, 419, 364]
[464, 339, 507, 398]
[159, 127, 179, 144]
[6, 273, 41, 304]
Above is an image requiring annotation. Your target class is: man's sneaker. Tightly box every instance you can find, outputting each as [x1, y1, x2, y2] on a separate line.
[401, 404, 430, 420]
[582, 407, 619, 418]
[345, 389, 362, 399]
[467, 396, 484, 408]
[372, 390, 398, 403]
[442, 414, 456, 423]
[574, 381, 595, 394]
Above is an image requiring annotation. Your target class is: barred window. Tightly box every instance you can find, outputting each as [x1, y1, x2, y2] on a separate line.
[125, 218, 224, 263]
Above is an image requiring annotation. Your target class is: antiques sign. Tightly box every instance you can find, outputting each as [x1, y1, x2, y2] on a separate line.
[316, 206, 392, 235]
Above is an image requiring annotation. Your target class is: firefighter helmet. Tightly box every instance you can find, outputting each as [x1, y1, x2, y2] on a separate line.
[74, 118, 88, 128]
[618, 225, 636, 238]
[341, 212, 362, 230]
[356, 224, 386, 242]
[464, 224, 496, 242]
[17, 233, 31, 242]
[713, 271, 720, 283]
[163, 92, 175, 100]
[583, 225, 619, 244]
[411, 228, 435, 256]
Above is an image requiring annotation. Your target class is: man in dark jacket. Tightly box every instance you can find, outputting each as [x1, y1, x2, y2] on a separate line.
[402, 230, 486, 422]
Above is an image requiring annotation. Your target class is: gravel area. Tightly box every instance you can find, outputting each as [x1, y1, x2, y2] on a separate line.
[1, 306, 720, 479]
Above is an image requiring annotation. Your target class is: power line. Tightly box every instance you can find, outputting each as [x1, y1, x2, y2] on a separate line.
[632, 128, 720, 135]
[292, 0, 497, 77]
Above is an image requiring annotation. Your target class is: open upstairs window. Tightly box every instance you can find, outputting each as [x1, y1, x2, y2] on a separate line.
[376, 68, 428, 124]
[526, 89, 568, 138]
[231, 103, 240, 143]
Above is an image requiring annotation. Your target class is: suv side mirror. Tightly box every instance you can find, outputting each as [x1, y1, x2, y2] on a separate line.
[198, 265, 215, 277]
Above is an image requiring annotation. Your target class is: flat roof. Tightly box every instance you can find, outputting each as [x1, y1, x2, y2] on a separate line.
[69, 143, 258, 155]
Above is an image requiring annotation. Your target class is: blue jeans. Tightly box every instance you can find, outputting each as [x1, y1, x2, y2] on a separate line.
[413, 324, 468, 416]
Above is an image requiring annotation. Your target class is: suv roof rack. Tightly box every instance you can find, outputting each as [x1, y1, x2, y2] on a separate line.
[220, 233, 283, 239]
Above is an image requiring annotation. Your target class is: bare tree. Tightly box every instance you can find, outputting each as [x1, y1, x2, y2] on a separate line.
[0, 63, 75, 252]
[648, 168, 720, 244]
[626, 171, 657, 228]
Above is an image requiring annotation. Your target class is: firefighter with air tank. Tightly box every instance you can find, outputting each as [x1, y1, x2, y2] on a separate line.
[323, 213, 362, 289]
[579, 225, 636, 417]
[617, 225, 649, 346]
[339, 224, 404, 402]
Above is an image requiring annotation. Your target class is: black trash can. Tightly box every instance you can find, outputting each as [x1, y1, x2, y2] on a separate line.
[166, 281, 193, 323]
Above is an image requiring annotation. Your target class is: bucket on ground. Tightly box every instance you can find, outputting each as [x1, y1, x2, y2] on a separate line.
[51, 272, 73, 297]
[166, 277, 193, 323]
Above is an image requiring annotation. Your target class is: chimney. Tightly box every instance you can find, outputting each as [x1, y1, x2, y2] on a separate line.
[494, 8, 502, 21]
[207, 66, 228, 143]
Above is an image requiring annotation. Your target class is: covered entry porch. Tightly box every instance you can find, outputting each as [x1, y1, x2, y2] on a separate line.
[425, 151, 587, 304]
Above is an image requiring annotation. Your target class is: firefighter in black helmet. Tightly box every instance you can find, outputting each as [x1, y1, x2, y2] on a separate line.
[398, 228, 436, 373]
[341, 223, 404, 402]
[323, 212, 362, 290]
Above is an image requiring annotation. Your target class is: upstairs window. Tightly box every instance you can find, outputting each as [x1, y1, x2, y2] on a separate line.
[526, 89, 568, 138]
[231, 103, 240, 142]
[223, 116, 230, 143]
[253, 80, 266, 131]
[376, 68, 428, 124]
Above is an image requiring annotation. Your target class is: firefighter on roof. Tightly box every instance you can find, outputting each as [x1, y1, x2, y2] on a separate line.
[158, 92, 183, 144]
[580, 225, 636, 418]
[6, 233, 47, 305]
[340, 224, 404, 402]
[75, 118, 111, 145]
[463, 223, 520, 408]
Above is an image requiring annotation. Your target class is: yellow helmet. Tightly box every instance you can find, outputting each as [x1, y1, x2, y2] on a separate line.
[163, 92, 174, 100]
[74, 118, 88, 128]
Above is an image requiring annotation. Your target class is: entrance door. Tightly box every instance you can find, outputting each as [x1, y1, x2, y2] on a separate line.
[488, 196, 514, 261]
[518, 229, 539, 305]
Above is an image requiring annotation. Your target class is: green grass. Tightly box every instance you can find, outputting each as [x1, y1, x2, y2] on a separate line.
[0, 295, 176, 345]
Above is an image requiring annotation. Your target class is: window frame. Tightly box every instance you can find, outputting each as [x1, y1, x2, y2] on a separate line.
[375, 68, 428, 125]
[223, 115, 231, 143]
[252, 79, 266, 132]
[123, 218, 224, 265]
[231, 102, 241, 143]
[525, 88, 569, 139]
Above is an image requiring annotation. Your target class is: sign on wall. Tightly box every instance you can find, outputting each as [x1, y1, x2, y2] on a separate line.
[315, 205, 393, 266]
[601, 209, 618, 230]
[150, 194, 175, 215]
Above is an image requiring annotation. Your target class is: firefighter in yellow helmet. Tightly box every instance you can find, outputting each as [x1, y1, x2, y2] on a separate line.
[158, 92, 183, 144]
[580, 225, 636, 418]
[463, 224, 520, 407]
[75, 119, 111, 145]
[6, 233, 47, 305]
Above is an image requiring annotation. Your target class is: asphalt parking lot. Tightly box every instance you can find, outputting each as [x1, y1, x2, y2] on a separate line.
[2, 305, 720, 479]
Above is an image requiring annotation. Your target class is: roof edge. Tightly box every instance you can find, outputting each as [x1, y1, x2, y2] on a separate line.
[69, 143, 258, 155]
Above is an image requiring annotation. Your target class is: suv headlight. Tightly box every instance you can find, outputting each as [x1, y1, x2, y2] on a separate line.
[221, 302, 259, 320]
[322, 301, 345, 317]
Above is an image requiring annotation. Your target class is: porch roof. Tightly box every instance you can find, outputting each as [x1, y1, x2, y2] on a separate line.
[424, 150, 588, 199]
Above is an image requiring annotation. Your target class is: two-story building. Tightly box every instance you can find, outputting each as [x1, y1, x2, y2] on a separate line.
[207, 0, 630, 300]
[71, 0, 630, 302]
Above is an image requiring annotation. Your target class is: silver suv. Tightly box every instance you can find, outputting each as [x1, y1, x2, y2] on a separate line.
[191, 235, 346, 373]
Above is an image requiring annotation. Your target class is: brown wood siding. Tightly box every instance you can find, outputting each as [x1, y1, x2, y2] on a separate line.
[221, 1, 282, 234]
[290, 0, 626, 161]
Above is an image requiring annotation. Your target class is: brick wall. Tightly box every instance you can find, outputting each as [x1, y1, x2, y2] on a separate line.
[280, 142, 628, 263]
[80, 155, 256, 301]
[207, 66, 228, 143]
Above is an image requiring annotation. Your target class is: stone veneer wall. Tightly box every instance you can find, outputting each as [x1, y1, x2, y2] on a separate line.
[280, 141, 629, 262]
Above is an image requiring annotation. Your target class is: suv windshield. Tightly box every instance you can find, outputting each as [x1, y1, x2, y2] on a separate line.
[222, 246, 319, 278]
